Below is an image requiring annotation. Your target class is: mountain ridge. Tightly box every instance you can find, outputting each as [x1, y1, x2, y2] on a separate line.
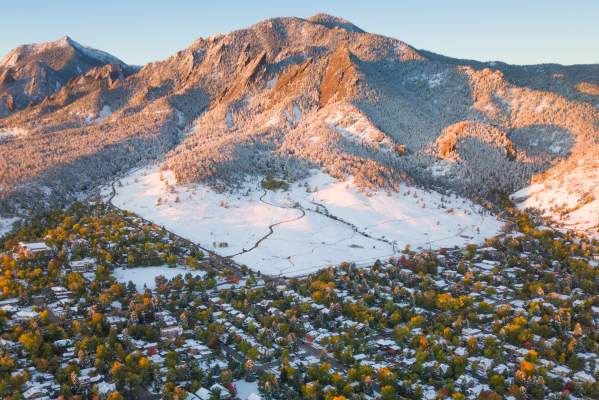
[0, 14, 597, 237]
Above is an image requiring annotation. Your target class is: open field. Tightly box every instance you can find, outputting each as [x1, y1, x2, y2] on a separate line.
[108, 167, 503, 276]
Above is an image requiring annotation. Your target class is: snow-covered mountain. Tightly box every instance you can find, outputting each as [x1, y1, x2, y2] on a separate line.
[0, 35, 133, 116]
[0, 14, 598, 237]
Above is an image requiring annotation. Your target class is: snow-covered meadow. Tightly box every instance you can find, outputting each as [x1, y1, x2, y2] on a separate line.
[113, 265, 206, 291]
[108, 167, 502, 276]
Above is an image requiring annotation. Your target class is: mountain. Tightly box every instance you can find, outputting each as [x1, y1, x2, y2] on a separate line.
[0, 15, 598, 236]
[0, 35, 134, 117]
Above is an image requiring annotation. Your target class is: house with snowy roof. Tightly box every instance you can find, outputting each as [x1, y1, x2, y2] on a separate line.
[15, 242, 53, 258]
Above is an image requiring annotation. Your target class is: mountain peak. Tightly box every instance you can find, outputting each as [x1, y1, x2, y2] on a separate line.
[307, 13, 365, 33]
[0, 36, 128, 116]
[0, 36, 125, 69]
[57, 35, 74, 45]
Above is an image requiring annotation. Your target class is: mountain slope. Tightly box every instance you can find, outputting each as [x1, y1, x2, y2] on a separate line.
[0, 14, 597, 237]
[512, 156, 599, 238]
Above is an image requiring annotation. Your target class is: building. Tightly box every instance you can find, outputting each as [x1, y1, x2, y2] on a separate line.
[15, 242, 53, 258]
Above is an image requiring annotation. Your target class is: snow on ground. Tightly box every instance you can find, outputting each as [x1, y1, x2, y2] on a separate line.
[324, 103, 394, 151]
[0, 128, 28, 140]
[234, 380, 260, 400]
[512, 159, 599, 238]
[109, 166, 502, 276]
[226, 111, 234, 129]
[429, 161, 453, 177]
[292, 104, 302, 122]
[96, 105, 112, 123]
[113, 265, 206, 291]
[266, 77, 277, 89]
[0, 217, 18, 238]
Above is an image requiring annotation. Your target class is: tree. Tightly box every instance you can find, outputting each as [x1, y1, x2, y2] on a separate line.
[107, 392, 125, 400]
[19, 332, 42, 355]
[67, 272, 85, 292]
[381, 385, 396, 400]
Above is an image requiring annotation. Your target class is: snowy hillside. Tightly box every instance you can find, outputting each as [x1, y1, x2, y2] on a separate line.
[108, 167, 502, 276]
[0, 216, 17, 238]
[512, 159, 599, 238]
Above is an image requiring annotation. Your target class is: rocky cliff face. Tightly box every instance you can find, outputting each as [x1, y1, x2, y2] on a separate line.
[0, 14, 598, 219]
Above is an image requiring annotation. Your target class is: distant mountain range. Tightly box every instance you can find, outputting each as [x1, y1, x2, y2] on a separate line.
[0, 14, 598, 235]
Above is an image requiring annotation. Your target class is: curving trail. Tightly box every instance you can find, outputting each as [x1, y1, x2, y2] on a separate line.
[308, 200, 394, 247]
[226, 190, 306, 258]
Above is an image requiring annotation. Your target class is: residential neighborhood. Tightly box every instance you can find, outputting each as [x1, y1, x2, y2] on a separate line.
[0, 202, 598, 399]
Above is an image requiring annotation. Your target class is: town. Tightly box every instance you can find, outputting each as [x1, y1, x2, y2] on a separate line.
[0, 201, 598, 399]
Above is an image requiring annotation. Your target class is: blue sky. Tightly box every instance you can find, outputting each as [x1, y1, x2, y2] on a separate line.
[1, 0, 597, 66]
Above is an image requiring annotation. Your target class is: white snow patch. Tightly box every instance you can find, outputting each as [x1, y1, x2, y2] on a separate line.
[430, 161, 453, 177]
[292, 104, 302, 122]
[113, 265, 206, 291]
[68, 37, 124, 65]
[225, 112, 234, 129]
[324, 104, 394, 150]
[427, 72, 445, 88]
[0, 128, 28, 140]
[0, 217, 18, 238]
[110, 166, 502, 276]
[284, 104, 302, 124]
[266, 77, 277, 89]
[175, 109, 186, 127]
[96, 105, 112, 122]
[408, 71, 446, 88]
[512, 159, 599, 238]
[535, 97, 551, 113]
[234, 380, 260, 400]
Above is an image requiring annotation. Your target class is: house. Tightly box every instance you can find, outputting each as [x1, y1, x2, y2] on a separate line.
[194, 387, 212, 400]
[160, 326, 183, 340]
[15, 242, 52, 258]
[13, 309, 39, 323]
[573, 370, 596, 384]
[96, 381, 117, 400]
[22, 386, 48, 400]
[69, 257, 96, 272]
[209, 383, 231, 399]
[50, 286, 71, 300]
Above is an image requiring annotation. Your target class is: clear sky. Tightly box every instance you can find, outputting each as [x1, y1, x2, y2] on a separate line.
[1, 0, 598, 66]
